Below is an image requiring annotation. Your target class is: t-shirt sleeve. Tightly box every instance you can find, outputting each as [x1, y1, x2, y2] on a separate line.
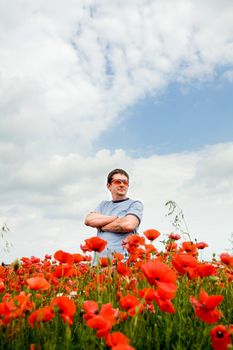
[126, 200, 144, 223]
[94, 201, 105, 213]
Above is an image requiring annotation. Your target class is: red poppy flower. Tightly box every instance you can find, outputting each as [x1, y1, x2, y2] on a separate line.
[138, 288, 157, 302]
[28, 306, 54, 328]
[112, 345, 135, 350]
[84, 237, 107, 253]
[86, 303, 118, 338]
[0, 291, 34, 326]
[52, 265, 72, 278]
[220, 253, 233, 266]
[99, 257, 109, 267]
[87, 315, 112, 338]
[44, 254, 52, 259]
[105, 332, 130, 347]
[0, 280, 6, 293]
[166, 242, 177, 252]
[172, 253, 198, 279]
[122, 235, 145, 253]
[26, 277, 51, 291]
[210, 325, 232, 350]
[80, 243, 92, 253]
[84, 301, 118, 324]
[190, 288, 224, 324]
[143, 229, 160, 241]
[100, 303, 119, 323]
[182, 241, 197, 254]
[117, 262, 131, 276]
[72, 253, 84, 263]
[145, 243, 157, 254]
[113, 252, 124, 261]
[153, 291, 176, 314]
[119, 294, 144, 317]
[83, 300, 99, 321]
[141, 260, 177, 298]
[51, 296, 76, 325]
[169, 233, 181, 240]
[197, 263, 216, 277]
[196, 242, 208, 250]
[0, 301, 11, 326]
[54, 250, 74, 264]
[119, 295, 140, 311]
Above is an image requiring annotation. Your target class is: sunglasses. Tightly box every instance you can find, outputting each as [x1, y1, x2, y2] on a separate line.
[111, 179, 129, 186]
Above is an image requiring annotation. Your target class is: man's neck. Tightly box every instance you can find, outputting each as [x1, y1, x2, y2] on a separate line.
[111, 195, 127, 201]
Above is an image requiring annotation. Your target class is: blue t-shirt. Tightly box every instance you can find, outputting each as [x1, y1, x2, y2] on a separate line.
[94, 198, 143, 258]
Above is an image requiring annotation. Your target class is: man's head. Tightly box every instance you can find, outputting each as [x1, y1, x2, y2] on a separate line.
[107, 169, 129, 185]
[107, 169, 129, 200]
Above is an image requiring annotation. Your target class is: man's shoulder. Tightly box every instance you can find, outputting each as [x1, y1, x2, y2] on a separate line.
[128, 198, 144, 206]
[97, 199, 112, 208]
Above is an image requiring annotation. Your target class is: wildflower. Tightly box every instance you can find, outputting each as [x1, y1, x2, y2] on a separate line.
[153, 290, 176, 314]
[119, 295, 140, 312]
[138, 288, 157, 302]
[44, 254, 52, 259]
[72, 253, 84, 263]
[0, 280, 6, 293]
[54, 250, 74, 264]
[26, 277, 51, 291]
[141, 260, 177, 298]
[120, 294, 144, 317]
[51, 296, 76, 325]
[122, 234, 145, 254]
[87, 315, 111, 338]
[80, 243, 91, 253]
[85, 303, 118, 338]
[181, 241, 197, 255]
[83, 300, 99, 321]
[169, 233, 181, 240]
[0, 292, 34, 326]
[106, 332, 136, 349]
[28, 306, 54, 328]
[99, 257, 110, 267]
[117, 262, 131, 276]
[105, 332, 131, 347]
[172, 252, 198, 279]
[197, 263, 216, 277]
[166, 242, 177, 252]
[112, 345, 135, 350]
[138, 287, 176, 313]
[145, 243, 157, 254]
[143, 229, 160, 241]
[220, 253, 233, 266]
[83, 236, 107, 253]
[190, 288, 224, 324]
[52, 265, 72, 278]
[210, 325, 232, 350]
[113, 252, 124, 262]
[196, 242, 208, 250]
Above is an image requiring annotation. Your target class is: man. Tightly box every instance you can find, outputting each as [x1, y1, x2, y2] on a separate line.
[84, 168, 143, 260]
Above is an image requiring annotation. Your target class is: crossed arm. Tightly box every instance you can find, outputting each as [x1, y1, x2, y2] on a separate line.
[84, 212, 139, 233]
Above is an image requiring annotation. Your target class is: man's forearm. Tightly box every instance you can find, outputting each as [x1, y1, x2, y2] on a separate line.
[101, 216, 136, 233]
[85, 213, 118, 228]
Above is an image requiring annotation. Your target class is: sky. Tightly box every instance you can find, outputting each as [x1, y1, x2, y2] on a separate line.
[1, 0, 233, 263]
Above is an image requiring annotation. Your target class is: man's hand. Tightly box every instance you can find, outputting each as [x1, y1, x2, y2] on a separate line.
[84, 212, 118, 228]
[101, 215, 139, 233]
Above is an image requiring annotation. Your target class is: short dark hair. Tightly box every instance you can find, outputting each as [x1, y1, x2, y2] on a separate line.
[107, 169, 129, 184]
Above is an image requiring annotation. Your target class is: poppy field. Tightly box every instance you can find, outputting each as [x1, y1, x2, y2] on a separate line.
[0, 230, 233, 350]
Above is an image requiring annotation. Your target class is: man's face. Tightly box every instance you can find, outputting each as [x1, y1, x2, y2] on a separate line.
[107, 173, 129, 199]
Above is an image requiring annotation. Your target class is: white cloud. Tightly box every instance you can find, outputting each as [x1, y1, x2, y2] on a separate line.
[223, 70, 233, 82]
[1, 144, 233, 263]
[1, 0, 233, 151]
